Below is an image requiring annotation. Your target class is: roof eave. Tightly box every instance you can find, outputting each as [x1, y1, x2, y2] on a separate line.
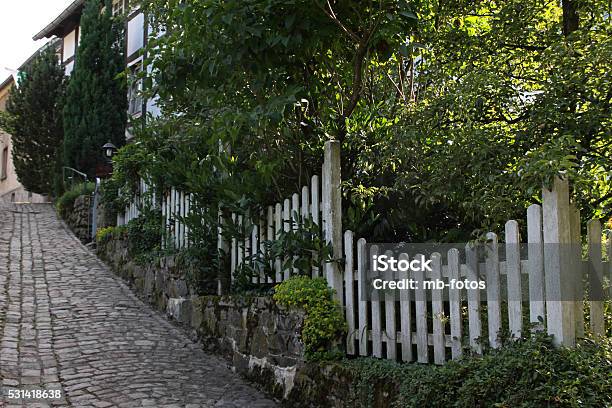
[32, 0, 85, 40]
[0, 76, 15, 93]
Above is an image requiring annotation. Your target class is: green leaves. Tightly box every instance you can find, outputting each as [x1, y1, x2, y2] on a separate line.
[56, 182, 96, 219]
[273, 275, 346, 356]
[348, 334, 612, 407]
[230, 215, 335, 292]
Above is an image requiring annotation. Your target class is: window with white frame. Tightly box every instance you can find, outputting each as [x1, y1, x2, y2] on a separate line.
[128, 63, 143, 115]
[112, 0, 128, 16]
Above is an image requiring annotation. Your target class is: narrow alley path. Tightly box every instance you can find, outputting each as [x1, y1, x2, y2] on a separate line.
[0, 203, 277, 408]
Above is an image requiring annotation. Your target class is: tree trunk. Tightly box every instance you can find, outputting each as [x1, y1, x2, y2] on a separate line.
[562, 0, 579, 37]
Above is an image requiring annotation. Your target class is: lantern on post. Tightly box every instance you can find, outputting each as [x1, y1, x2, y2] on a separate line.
[102, 142, 118, 162]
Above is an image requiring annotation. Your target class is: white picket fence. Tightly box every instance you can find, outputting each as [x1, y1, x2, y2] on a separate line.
[222, 143, 611, 364]
[118, 179, 192, 250]
[161, 187, 190, 249]
[118, 178, 150, 225]
[223, 141, 342, 289]
[117, 141, 610, 364]
[226, 174, 321, 283]
[341, 191, 610, 364]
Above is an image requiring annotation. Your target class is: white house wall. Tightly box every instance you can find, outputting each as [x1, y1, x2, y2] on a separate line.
[63, 29, 77, 62]
[127, 12, 145, 57]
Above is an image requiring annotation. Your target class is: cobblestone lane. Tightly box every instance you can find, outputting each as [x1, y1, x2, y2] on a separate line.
[0, 203, 277, 408]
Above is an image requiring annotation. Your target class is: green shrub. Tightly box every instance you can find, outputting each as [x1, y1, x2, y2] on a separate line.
[346, 334, 612, 407]
[55, 182, 95, 219]
[95, 225, 126, 244]
[95, 226, 114, 243]
[233, 217, 334, 294]
[273, 276, 346, 357]
[125, 206, 163, 263]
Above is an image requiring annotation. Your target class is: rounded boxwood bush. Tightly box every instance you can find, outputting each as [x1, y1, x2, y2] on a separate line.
[273, 276, 346, 357]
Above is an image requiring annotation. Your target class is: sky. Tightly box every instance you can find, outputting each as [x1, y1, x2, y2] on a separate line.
[0, 0, 73, 83]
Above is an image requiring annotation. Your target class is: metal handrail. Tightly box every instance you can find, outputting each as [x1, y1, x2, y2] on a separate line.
[62, 166, 88, 189]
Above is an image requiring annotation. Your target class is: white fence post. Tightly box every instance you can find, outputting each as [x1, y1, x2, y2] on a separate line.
[344, 230, 355, 355]
[383, 250, 397, 360]
[283, 199, 291, 281]
[569, 204, 583, 337]
[448, 248, 462, 359]
[357, 238, 368, 357]
[542, 177, 575, 346]
[431, 253, 445, 365]
[505, 220, 522, 338]
[466, 243, 482, 353]
[485, 232, 501, 348]
[587, 219, 605, 336]
[399, 253, 412, 362]
[218, 208, 230, 294]
[322, 140, 343, 303]
[274, 203, 283, 282]
[414, 253, 428, 363]
[370, 245, 382, 358]
[527, 204, 545, 329]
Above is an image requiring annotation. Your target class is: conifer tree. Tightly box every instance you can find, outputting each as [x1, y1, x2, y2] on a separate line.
[63, 0, 127, 176]
[2, 46, 65, 197]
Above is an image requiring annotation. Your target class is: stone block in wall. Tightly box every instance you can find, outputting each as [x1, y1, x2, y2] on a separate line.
[167, 297, 192, 324]
[190, 298, 204, 330]
[167, 278, 189, 298]
[155, 268, 167, 295]
[144, 269, 155, 298]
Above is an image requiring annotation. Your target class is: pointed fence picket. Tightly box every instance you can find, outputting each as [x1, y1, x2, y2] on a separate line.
[224, 173, 326, 285]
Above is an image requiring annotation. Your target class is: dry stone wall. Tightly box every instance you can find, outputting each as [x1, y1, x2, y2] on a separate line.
[63, 195, 92, 242]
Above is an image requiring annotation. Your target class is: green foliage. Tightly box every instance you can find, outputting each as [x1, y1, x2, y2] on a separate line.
[273, 276, 346, 356]
[140, 0, 418, 207]
[347, 334, 612, 407]
[175, 246, 219, 295]
[95, 225, 121, 244]
[55, 182, 95, 219]
[2, 46, 65, 197]
[232, 216, 335, 292]
[100, 141, 149, 215]
[386, 0, 612, 238]
[125, 206, 163, 264]
[137, 0, 612, 245]
[63, 0, 127, 177]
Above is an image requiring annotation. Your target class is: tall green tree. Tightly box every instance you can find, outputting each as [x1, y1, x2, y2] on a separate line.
[1, 46, 65, 197]
[63, 0, 127, 176]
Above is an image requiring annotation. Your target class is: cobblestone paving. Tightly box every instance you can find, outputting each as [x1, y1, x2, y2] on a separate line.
[0, 203, 278, 408]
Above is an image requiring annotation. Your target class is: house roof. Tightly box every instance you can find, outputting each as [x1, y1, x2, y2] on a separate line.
[32, 0, 85, 40]
[0, 76, 14, 93]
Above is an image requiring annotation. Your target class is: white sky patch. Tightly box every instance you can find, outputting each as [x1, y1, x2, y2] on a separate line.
[0, 0, 72, 82]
